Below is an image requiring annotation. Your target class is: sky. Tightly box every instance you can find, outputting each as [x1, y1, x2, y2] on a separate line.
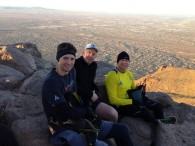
[1, 0, 195, 16]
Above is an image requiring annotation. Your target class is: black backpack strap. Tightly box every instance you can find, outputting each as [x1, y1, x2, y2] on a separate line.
[113, 67, 118, 73]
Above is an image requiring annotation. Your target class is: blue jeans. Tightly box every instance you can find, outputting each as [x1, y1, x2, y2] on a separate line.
[50, 120, 113, 146]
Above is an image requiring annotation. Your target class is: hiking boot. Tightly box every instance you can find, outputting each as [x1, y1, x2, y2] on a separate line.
[159, 116, 177, 124]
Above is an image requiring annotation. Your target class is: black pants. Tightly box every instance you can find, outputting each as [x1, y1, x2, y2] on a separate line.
[116, 99, 164, 123]
[106, 123, 134, 146]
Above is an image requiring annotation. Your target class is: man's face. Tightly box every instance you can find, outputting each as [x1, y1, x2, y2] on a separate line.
[117, 59, 129, 72]
[83, 48, 97, 64]
[58, 54, 75, 74]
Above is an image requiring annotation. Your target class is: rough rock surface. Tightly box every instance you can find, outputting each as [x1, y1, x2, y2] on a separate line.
[0, 65, 25, 90]
[0, 43, 195, 146]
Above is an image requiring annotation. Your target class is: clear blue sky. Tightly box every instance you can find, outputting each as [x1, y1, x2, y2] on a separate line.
[1, 0, 195, 15]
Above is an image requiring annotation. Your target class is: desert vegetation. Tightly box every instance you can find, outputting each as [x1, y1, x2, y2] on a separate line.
[0, 7, 195, 79]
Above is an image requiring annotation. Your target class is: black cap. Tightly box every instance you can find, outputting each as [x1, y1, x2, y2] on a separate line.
[117, 51, 130, 63]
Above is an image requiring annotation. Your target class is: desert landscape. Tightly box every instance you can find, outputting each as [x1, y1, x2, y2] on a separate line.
[0, 7, 195, 146]
[0, 7, 194, 79]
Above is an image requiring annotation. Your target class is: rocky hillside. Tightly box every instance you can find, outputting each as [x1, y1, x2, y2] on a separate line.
[0, 43, 195, 146]
[136, 66, 195, 106]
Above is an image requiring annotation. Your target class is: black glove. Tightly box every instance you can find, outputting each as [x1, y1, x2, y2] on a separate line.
[75, 118, 99, 146]
[132, 98, 141, 106]
[85, 106, 95, 118]
[136, 85, 144, 90]
[91, 116, 102, 129]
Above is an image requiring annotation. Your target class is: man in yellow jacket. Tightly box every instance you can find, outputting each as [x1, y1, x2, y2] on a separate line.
[105, 51, 176, 124]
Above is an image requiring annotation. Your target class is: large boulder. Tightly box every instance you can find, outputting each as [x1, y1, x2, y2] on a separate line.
[20, 69, 50, 96]
[0, 65, 25, 90]
[12, 116, 52, 146]
[155, 103, 195, 146]
[33, 56, 55, 70]
[0, 47, 37, 75]
[137, 66, 195, 97]
[120, 117, 153, 146]
[14, 43, 42, 58]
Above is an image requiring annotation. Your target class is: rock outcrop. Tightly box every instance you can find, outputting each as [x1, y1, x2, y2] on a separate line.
[0, 43, 195, 146]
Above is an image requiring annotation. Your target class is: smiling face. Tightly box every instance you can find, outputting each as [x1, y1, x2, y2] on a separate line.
[117, 59, 130, 73]
[83, 48, 97, 64]
[56, 54, 76, 76]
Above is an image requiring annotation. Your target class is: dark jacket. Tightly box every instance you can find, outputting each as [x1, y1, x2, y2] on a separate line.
[42, 68, 90, 134]
[74, 56, 99, 100]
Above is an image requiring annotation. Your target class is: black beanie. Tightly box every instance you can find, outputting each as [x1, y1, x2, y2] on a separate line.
[56, 49, 76, 61]
[117, 51, 130, 63]
[56, 42, 77, 61]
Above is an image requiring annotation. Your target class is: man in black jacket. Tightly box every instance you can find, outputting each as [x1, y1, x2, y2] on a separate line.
[42, 42, 134, 146]
[74, 43, 118, 122]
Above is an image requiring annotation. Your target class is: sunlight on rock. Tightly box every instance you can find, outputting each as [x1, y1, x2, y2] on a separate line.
[0, 47, 13, 61]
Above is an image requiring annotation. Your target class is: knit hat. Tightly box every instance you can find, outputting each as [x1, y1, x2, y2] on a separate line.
[117, 51, 130, 63]
[56, 42, 77, 61]
[56, 49, 76, 61]
[84, 43, 98, 52]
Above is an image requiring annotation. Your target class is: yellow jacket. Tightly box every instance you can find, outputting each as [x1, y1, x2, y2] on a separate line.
[105, 68, 136, 106]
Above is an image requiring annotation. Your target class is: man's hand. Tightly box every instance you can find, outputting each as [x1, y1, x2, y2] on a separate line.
[91, 91, 98, 102]
[136, 78, 146, 87]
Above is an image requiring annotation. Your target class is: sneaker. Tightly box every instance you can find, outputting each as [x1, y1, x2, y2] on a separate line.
[159, 116, 177, 124]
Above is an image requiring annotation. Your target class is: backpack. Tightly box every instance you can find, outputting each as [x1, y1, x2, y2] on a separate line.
[65, 92, 101, 146]
[127, 85, 147, 106]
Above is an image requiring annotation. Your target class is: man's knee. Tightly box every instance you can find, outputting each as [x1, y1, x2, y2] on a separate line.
[109, 108, 118, 121]
[95, 102, 118, 121]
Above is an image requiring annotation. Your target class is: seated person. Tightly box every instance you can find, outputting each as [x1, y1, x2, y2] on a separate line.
[42, 43, 134, 146]
[105, 51, 176, 124]
[74, 43, 118, 122]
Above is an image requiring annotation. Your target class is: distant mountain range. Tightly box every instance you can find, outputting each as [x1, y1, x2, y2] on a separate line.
[0, 6, 62, 13]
